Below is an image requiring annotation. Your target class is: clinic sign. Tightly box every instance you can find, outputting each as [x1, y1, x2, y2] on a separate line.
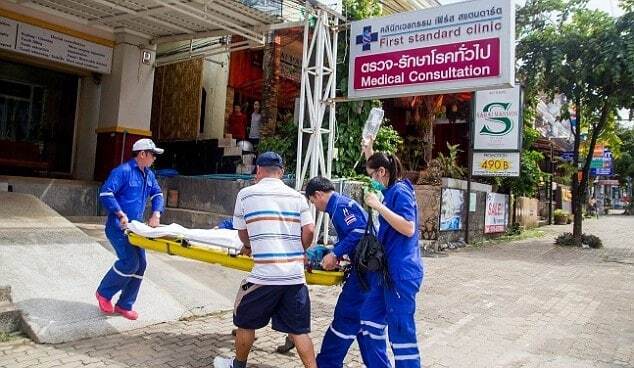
[473, 85, 521, 150]
[348, 0, 514, 99]
[0, 16, 112, 74]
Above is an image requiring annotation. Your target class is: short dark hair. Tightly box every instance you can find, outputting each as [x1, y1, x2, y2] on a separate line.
[305, 176, 335, 198]
[366, 152, 403, 187]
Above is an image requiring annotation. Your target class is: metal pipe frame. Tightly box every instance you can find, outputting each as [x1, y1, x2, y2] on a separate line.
[295, 3, 338, 242]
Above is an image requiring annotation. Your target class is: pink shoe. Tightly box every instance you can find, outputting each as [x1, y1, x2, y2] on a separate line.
[114, 306, 139, 320]
[96, 292, 114, 314]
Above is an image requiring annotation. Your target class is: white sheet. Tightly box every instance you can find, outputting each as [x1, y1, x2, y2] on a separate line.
[127, 221, 243, 250]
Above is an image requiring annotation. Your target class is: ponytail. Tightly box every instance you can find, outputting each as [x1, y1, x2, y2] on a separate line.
[367, 152, 403, 187]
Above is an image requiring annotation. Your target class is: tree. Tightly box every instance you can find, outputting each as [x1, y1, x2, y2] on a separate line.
[517, 0, 634, 244]
[615, 126, 634, 183]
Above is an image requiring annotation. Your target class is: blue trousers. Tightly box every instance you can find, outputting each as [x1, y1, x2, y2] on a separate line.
[317, 272, 388, 368]
[97, 225, 147, 310]
[359, 276, 423, 368]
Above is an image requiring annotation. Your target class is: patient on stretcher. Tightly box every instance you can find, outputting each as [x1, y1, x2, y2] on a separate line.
[128, 218, 344, 272]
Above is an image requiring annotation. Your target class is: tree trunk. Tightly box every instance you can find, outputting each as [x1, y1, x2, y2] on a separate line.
[261, 32, 281, 137]
[422, 95, 444, 165]
[571, 100, 583, 245]
[572, 99, 611, 245]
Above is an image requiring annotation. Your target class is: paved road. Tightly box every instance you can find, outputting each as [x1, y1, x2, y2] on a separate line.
[1, 216, 632, 368]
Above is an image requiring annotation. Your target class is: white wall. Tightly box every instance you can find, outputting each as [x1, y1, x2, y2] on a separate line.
[201, 53, 230, 140]
[98, 32, 156, 131]
[73, 77, 101, 180]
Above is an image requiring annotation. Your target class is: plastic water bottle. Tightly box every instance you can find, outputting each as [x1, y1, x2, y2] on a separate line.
[362, 107, 384, 140]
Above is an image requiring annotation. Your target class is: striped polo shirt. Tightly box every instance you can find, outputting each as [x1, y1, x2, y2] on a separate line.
[233, 178, 314, 285]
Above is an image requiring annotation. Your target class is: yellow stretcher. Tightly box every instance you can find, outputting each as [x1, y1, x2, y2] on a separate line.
[127, 232, 344, 286]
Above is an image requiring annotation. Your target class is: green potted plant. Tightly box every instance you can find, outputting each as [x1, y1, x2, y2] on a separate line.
[553, 209, 570, 225]
[436, 143, 466, 179]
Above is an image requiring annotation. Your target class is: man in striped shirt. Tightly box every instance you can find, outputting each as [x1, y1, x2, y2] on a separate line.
[214, 151, 316, 368]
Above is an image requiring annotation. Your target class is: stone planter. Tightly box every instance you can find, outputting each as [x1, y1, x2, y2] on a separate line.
[403, 170, 420, 184]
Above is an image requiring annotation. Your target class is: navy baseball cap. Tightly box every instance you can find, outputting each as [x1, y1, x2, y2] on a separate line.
[256, 151, 284, 168]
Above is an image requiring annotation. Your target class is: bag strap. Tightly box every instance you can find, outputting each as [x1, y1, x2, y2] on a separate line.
[365, 209, 375, 235]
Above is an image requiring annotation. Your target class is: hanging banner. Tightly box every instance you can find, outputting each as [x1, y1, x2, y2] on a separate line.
[348, 0, 515, 99]
[473, 85, 521, 150]
[472, 151, 520, 177]
[561, 151, 574, 162]
[485, 192, 508, 233]
[590, 148, 613, 176]
[590, 144, 605, 169]
[0, 16, 112, 74]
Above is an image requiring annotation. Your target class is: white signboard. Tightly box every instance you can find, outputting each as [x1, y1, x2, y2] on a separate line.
[474, 85, 521, 150]
[0, 16, 112, 74]
[347, 0, 514, 99]
[0, 17, 17, 49]
[472, 151, 520, 177]
[485, 192, 508, 233]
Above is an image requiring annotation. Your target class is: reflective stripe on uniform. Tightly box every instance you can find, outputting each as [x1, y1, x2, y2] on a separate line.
[360, 320, 386, 329]
[391, 343, 419, 349]
[112, 265, 143, 279]
[394, 354, 420, 361]
[329, 325, 357, 340]
[150, 193, 163, 200]
[99, 192, 114, 197]
[361, 330, 386, 340]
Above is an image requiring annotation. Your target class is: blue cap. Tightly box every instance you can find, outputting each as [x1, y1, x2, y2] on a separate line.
[256, 151, 284, 168]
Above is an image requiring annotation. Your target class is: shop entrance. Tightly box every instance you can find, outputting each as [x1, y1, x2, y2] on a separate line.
[0, 59, 78, 177]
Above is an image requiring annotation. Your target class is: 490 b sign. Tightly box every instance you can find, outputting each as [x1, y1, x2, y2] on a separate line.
[472, 151, 520, 177]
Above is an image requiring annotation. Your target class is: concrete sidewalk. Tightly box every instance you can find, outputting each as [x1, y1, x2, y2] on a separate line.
[1, 216, 632, 367]
[0, 192, 242, 344]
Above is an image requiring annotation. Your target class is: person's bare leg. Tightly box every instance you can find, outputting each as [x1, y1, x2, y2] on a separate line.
[235, 328, 256, 363]
[289, 333, 317, 368]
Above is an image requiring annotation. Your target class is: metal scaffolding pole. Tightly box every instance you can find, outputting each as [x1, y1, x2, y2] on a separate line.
[295, 3, 339, 242]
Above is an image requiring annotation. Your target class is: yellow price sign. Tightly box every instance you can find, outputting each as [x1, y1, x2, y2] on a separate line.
[480, 159, 511, 172]
[472, 152, 520, 177]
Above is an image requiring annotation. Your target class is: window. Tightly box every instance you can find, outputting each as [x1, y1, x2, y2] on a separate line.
[0, 79, 46, 143]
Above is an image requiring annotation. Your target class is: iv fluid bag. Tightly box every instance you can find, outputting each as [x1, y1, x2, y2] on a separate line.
[362, 107, 384, 140]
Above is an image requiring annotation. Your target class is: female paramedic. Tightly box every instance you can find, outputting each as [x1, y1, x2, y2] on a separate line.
[359, 138, 424, 368]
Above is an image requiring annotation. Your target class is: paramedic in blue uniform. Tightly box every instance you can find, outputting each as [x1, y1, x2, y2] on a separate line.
[305, 176, 388, 368]
[360, 138, 424, 367]
[95, 138, 165, 321]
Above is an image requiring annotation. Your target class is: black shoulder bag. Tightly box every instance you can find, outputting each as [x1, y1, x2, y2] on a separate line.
[353, 211, 391, 291]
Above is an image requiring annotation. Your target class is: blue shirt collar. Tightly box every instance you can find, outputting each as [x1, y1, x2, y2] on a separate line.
[325, 191, 340, 215]
[383, 178, 413, 194]
[128, 159, 146, 174]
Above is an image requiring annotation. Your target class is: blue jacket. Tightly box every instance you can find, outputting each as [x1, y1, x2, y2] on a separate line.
[325, 192, 368, 260]
[99, 159, 164, 230]
[378, 179, 423, 281]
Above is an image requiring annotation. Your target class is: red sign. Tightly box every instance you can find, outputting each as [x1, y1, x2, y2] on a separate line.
[353, 38, 500, 90]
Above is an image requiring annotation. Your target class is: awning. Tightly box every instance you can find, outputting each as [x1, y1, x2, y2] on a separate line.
[9, 0, 284, 44]
[381, 0, 440, 14]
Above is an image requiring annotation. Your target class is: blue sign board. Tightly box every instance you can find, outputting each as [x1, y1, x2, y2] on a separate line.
[590, 149, 612, 176]
[561, 151, 574, 162]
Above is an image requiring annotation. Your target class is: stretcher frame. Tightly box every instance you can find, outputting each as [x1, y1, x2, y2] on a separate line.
[127, 232, 344, 286]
